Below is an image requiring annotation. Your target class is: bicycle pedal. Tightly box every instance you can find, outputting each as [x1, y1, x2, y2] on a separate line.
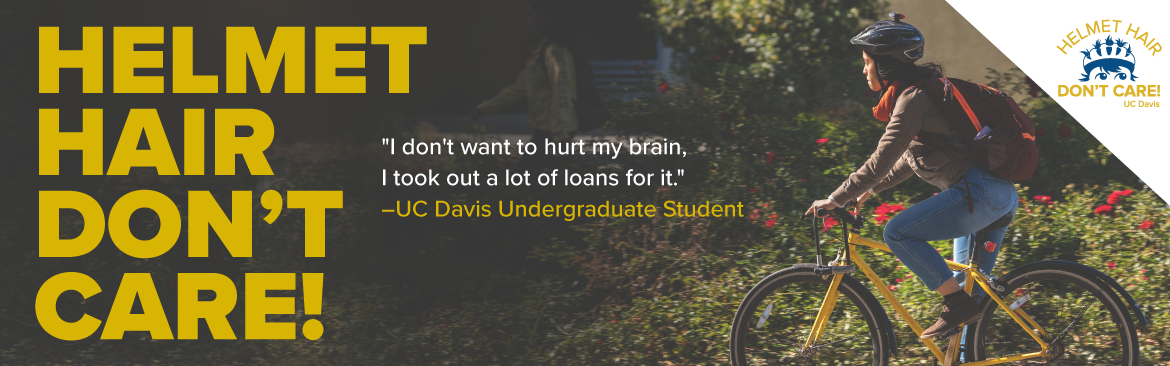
[813, 265, 856, 275]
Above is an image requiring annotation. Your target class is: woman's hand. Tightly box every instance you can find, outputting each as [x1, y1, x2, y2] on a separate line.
[855, 190, 874, 211]
[805, 199, 838, 218]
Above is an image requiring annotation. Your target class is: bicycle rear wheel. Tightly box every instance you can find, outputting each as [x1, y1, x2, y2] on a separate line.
[969, 261, 1139, 365]
[729, 264, 891, 366]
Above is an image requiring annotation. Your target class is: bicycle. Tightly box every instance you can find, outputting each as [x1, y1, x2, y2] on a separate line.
[729, 204, 1149, 365]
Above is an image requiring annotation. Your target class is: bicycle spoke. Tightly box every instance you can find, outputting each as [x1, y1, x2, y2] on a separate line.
[809, 333, 869, 351]
[1050, 298, 1096, 346]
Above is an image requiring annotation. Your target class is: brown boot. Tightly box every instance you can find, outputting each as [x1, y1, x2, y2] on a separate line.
[920, 291, 982, 339]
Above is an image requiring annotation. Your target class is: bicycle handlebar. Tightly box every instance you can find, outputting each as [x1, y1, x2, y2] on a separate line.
[801, 201, 864, 227]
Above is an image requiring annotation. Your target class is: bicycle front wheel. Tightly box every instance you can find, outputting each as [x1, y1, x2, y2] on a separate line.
[729, 264, 892, 366]
[969, 261, 1139, 365]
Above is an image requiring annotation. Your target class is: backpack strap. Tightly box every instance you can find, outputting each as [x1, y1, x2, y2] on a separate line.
[942, 78, 984, 132]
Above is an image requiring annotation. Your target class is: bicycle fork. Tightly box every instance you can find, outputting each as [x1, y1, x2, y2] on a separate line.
[802, 273, 844, 352]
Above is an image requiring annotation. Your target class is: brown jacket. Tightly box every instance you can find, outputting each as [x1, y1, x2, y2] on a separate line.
[829, 87, 973, 207]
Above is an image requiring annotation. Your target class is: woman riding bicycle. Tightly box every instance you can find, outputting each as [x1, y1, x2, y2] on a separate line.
[804, 14, 1019, 339]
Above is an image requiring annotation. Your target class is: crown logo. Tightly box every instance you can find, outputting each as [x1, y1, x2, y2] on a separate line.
[1079, 36, 1138, 82]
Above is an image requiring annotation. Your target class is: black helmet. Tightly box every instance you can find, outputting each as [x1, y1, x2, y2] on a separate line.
[851, 13, 924, 64]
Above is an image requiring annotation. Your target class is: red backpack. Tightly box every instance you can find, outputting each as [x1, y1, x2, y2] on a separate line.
[909, 78, 1039, 181]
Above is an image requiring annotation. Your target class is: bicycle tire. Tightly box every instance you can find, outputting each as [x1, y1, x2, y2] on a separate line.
[729, 264, 892, 366]
[968, 261, 1139, 365]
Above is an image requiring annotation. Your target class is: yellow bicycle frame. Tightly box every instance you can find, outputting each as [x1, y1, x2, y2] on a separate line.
[801, 232, 1054, 365]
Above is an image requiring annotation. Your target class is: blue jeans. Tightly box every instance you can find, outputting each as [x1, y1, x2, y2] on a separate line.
[883, 165, 1018, 296]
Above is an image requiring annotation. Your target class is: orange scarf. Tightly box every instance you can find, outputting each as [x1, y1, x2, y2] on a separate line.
[872, 79, 903, 122]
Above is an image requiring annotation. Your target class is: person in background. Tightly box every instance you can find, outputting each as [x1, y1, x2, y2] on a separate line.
[469, 0, 578, 171]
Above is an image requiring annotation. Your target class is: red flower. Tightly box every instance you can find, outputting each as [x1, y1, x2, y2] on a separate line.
[1093, 205, 1114, 216]
[749, 213, 759, 220]
[874, 203, 905, 218]
[1014, 288, 1026, 297]
[765, 219, 777, 228]
[749, 188, 757, 193]
[1107, 261, 1116, 269]
[888, 285, 898, 291]
[821, 217, 839, 232]
[1035, 127, 1047, 137]
[1139, 220, 1155, 230]
[769, 214, 778, 219]
[715, 56, 722, 60]
[1058, 126, 1072, 138]
[1033, 195, 1052, 203]
[634, 64, 643, 71]
[766, 151, 776, 164]
[895, 278, 903, 283]
[816, 138, 829, 145]
[865, 90, 875, 97]
[1107, 190, 1132, 204]
[874, 214, 890, 225]
[762, 203, 770, 207]
[658, 82, 673, 94]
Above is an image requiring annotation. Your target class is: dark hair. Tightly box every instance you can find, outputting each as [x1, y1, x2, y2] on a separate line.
[868, 51, 944, 85]
[1079, 59, 1137, 82]
[528, 0, 580, 58]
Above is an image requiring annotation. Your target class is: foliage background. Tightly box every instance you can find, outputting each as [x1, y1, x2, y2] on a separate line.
[1, 0, 1166, 365]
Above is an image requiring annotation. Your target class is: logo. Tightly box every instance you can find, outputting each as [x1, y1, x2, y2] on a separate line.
[1054, 20, 1160, 105]
[1079, 36, 1138, 82]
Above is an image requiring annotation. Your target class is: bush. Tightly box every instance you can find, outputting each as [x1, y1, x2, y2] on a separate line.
[650, 0, 883, 109]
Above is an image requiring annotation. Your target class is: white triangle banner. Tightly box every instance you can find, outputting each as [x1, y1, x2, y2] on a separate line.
[947, 0, 1170, 196]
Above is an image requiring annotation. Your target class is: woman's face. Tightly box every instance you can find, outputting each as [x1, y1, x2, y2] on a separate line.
[862, 52, 882, 91]
[524, 6, 545, 35]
